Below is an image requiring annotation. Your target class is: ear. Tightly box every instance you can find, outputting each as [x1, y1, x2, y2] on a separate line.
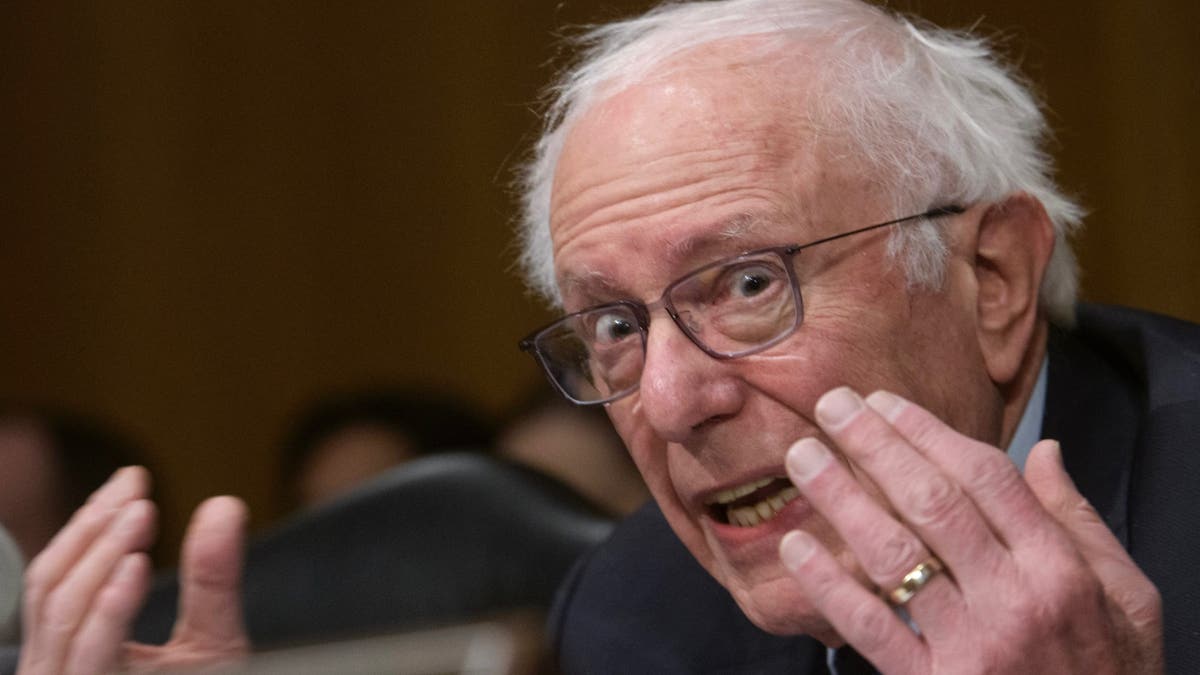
[972, 193, 1055, 387]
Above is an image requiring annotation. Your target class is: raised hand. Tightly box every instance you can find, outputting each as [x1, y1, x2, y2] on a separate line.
[17, 468, 250, 675]
[779, 387, 1162, 674]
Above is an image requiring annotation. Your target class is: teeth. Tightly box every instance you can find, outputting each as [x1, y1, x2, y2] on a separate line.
[724, 485, 802, 528]
[710, 477, 775, 505]
[733, 509, 759, 527]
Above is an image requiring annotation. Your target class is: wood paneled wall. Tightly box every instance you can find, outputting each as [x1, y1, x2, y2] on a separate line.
[2, 1, 1195, 562]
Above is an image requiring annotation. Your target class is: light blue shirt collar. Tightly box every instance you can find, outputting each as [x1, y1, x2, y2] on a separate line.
[1005, 356, 1048, 472]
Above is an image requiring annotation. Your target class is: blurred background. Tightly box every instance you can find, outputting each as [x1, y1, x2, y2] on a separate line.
[2, 0, 1197, 564]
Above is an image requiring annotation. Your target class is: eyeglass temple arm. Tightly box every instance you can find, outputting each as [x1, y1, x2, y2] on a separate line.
[788, 204, 966, 253]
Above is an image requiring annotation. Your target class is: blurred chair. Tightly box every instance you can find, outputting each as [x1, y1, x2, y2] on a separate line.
[133, 452, 614, 648]
[1, 523, 23, 674]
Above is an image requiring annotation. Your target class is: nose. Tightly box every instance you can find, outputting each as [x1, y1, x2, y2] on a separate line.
[636, 313, 744, 442]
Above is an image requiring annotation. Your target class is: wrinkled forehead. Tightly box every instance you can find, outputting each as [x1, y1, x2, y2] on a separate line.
[552, 41, 820, 196]
[552, 55, 799, 226]
[547, 43, 886, 287]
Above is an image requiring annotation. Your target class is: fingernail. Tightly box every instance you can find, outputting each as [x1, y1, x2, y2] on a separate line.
[1046, 439, 1064, 467]
[779, 530, 814, 571]
[786, 438, 832, 482]
[1035, 439, 1069, 475]
[97, 466, 130, 492]
[815, 387, 862, 429]
[865, 390, 906, 422]
[110, 466, 139, 492]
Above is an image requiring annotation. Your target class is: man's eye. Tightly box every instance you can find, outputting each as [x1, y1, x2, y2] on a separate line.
[593, 313, 636, 345]
[727, 264, 778, 299]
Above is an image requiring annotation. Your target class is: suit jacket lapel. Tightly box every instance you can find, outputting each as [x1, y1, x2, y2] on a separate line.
[1041, 323, 1141, 548]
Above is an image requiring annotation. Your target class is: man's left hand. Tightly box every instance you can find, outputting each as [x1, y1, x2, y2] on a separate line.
[778, 387, 1163, 674]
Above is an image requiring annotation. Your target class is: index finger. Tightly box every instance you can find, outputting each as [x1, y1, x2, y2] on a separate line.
[862, 390, 1063, 551]
[810, 388, 1013, 591]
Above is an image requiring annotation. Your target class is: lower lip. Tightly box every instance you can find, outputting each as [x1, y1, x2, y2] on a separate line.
[705, 492, 817, 549]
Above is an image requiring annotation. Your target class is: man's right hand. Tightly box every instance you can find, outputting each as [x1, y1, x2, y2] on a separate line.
[17, 467, 250, 675]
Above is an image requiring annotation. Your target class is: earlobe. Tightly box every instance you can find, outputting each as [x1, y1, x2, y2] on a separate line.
[973, 193, 1055, 386]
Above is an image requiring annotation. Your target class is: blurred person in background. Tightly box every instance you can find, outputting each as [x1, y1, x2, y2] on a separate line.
[497, 390, 648, 517]
[0, 405, 152, 565]
[278, 386, 495, 511]
[11, 0, 1199, 673]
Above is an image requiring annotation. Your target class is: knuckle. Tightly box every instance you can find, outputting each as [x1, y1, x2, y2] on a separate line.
[841, 426, 893, 464]
[95, 581, 133, 620]
[960, 450, 1019, 494]
[904, 471, 963, 526]
[1001, 560, 1093, 625]
[1067, 578, 1106, 615]
[801, 574, 848, 610]
[72, 505, 108, 531]
[1116, 584, 1163, 632]
[819, 469, 864, 510]
[844, 597, 892, 652]
[1039, 562, 1102, 618]
[863, 529, 923, 580]
[898, 406, 955, 450]
[1065, 496, 1105, 526]
[902, 408, 945, 444]
[24, 562, 54, 601]
[39, 588, 79, 637]
[1010, 594, 1064, 636]
[803, 561, 843, 600]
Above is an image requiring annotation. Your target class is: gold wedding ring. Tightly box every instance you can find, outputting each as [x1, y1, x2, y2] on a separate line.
[885, 557, 945, 606]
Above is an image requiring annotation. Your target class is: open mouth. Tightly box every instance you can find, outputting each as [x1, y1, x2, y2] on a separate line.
[706, 476, 801, 527]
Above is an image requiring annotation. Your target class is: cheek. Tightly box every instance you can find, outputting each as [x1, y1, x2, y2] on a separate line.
[741, 311, 899, 406]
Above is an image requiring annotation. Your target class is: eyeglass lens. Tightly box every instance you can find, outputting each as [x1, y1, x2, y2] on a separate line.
[533, 249, 799, 403]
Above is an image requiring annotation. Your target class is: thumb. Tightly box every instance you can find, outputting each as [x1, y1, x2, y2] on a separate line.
[170, 496, 249, 650]
[1025, 440, 1161, 634]
[1024, 439, 1122, 559]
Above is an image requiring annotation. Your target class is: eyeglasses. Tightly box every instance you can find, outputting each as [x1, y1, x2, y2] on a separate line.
[519, 205, 965, 405]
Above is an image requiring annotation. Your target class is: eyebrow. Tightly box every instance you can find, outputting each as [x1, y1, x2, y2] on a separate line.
[663, 211, 781, 265]
[559, 269, 625, 305]
[559, 210, 789, 306]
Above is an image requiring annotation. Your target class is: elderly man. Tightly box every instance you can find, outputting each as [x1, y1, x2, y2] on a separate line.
[514, 0, 1197, 672]
[11, 0, 1199, 673]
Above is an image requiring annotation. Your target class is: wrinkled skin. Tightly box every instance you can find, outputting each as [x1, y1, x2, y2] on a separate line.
[549, 45, 1162, 672]
[777, 389, 1162, 673]
[549, 47, 997, 639]
[14, 38, 1162, 675]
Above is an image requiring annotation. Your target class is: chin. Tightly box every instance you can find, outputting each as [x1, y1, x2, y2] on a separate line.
[727, 573, 842, 644]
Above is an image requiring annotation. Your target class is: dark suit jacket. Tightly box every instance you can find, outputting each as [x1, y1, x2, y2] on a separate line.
[549, 304, 1200, 673]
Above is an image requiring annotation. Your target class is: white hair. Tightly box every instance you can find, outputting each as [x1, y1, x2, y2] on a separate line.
[516, 0, 1083, 325]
